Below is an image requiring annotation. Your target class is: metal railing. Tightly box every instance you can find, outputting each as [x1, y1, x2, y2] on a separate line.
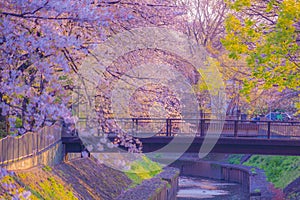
[0, 124, 61, 166]
[98, 118, 300, 139]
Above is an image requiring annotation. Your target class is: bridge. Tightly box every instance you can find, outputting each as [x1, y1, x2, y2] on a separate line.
[62, 118, 300, 156]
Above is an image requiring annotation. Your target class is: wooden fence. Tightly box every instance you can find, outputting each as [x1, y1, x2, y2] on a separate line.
[0, 124, 61, 166]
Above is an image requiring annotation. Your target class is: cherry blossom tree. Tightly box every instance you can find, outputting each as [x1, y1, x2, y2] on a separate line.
[0, 0, 131, 134]
[0, 0, 182, 136]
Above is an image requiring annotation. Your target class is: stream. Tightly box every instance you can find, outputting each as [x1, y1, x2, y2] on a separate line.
[177, 176, 249, 200]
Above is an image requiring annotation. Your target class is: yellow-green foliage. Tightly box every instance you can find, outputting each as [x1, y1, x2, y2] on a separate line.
[17, 169, 77, 200]
[125, 156, 162, 186]
[38, 177, 76, 200]
[223, 0, 300, 94]
[42, 165, 52, 172]
[0, 173, 29, 199]
[1, 175, 15, 184]
[243, 155, 300, 188]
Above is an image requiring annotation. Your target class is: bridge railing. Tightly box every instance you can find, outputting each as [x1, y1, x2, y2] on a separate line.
[0, 124, 61, 166]
[108, 118, 300, 139]
[74, 117, 300, 139]
[266, 121, 300, 138]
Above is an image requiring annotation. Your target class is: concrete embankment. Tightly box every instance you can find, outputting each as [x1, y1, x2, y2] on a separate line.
[171, 158, 278, 199]
[2, 156, 181, 200]
[284, 177, 300, 199]
[116, 167, 179, 200]
[1, 138, 180, 200]
[12, 157, 132, 199]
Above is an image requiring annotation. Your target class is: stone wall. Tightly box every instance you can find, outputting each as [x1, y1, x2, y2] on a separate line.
[116, 167, 180, 200]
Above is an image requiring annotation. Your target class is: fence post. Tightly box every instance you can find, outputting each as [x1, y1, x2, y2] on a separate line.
[17, 137, 19, 161]
[6, 138, 8, 164]
[166, 119, 169, 136]
[36, 132, 39, 153]
[12, 138, 14, 162]
[43, 128, 45, 149]
[132, 118, 135, 134]
[1, 138, 4, 164]
[200, 119, 205, 137]
[267, 122, 271, 139]
[234, 120, 238, 137]
[32, 132, 34, 156]
[169, 119, 172, 136]
[135, 119, 138, 133]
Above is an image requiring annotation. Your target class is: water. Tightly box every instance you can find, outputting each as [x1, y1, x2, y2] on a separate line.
[177, 176, 249, 200]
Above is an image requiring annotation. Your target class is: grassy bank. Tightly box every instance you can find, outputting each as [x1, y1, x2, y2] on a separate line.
[125, 156, 162, 186]
[1, 157, 134, 199]
[243, 155, 300, 188]
[16, 166, 77, 200]
[227, 154, 300, 189]
[0, 166, 76, 200]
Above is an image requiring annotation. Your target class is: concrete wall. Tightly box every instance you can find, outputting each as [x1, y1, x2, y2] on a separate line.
[156, 167, 180, 200]
[171, 159, 274, 199]
[4, 141, 64, 171]
[116, 167, 180, 200]
[175, 160, 223, 179]
[221, 164, 250, 191]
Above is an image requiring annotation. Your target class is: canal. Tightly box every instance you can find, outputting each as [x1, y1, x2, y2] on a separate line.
[177, 176, 249, 200]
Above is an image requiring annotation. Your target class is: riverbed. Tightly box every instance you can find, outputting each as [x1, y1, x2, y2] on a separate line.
[177, 176, 249, 200]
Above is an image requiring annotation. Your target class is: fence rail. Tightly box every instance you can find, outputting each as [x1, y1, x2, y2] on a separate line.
[0, 124, 61, 166]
